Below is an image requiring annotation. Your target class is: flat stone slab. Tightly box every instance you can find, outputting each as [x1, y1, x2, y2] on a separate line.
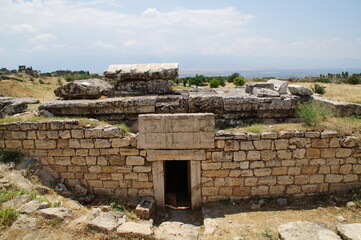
[154, 221, 200, 240]
[337, 223, 361, 240]
[117, 222, 153, 238]
[88, 211, 125, 234]
[17, 200, 50, 214]
[278, 221, 341, 240]
[2, 194, 31, 209]
[104, 63, 179, 81]
[313, 95, 361, 117]
[38, 207, 74, 220]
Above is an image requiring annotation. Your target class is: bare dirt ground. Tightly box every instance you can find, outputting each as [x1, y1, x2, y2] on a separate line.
[201, 193, 361, 240]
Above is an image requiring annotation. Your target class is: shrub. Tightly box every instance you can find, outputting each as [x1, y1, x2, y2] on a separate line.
[227, 72, 239, 83]
[296, 102, 331, 126]
[0, 150, 22, 164]
[311, 84, 326, 95]
[65, 76, 74, 82]
[346, 75, 361, 85]
[233, 76, 246, 86]
[0, 208, 20, 228]
[209, 79, 220, 88]
[38, 79, 45, 84]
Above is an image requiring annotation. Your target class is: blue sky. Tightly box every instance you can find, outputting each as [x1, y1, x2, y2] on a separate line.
[0, 0, 361, 73]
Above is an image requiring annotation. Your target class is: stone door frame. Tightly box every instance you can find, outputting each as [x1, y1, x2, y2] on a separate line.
[152, 159, 201, 209]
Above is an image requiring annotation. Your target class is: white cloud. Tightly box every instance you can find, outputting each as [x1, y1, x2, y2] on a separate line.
[124, 40, 135, 47]
[29, 33, 56, 43]
[93, 41, 115, 49]
[0, 23, 36, 35]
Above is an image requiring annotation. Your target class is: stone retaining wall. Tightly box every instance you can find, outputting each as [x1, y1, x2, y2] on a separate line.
[1, 120, 360, 204]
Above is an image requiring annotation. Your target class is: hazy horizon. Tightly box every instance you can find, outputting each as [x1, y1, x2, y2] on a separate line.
[1, 0, 360, 74]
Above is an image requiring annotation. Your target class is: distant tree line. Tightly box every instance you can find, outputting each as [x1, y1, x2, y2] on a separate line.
[175, 72, 246, 88]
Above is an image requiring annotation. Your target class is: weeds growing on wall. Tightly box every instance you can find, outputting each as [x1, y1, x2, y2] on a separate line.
[0, 151, 22, 164]
[296, 102, 331, 126]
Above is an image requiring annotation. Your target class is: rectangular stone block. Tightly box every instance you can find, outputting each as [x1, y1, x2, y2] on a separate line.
[137, 113, 215, 149]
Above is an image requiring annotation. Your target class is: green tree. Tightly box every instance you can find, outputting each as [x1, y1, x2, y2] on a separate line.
[233, 76, 246, 86]
[209, 79, 220, 88]
[227, 72, 239, 83]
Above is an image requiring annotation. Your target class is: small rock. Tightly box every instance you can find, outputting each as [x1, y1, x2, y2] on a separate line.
[245, 83, 274, 93]
[346, 202, 356, 208]
[250, 203, 261, 210]
[337, 223, 361, 240]
[38, 207, 74, 220]
[203, 218, 219, 235]
[38, 109, 54, 118]
[55, 183, 68, 192]
[69, 208, 101, 230]
[277, 198, 287, 207]
[17, 200, 50, 214]
[88, 211, 125, 234]
[335, 216, 346, 222]
[11, 214, 38, 231]
[2, 194, 31, 209]
[72, 184, 87, 197]
[117, 222, 153, 238]
[258, 199, 266, 206]
[340, 136, 360, 147]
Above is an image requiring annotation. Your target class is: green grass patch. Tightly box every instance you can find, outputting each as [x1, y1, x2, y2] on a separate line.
[0, 208, 20, 228]
[296, 102, 331, 126]
[245, 123, 263, 133]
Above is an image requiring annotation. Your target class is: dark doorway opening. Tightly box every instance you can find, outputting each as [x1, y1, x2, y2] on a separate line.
[164, 160, 191, 209]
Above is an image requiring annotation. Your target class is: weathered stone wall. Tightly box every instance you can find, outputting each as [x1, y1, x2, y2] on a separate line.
[1, 119, 360, 204]
[202, 130, 361, 202]
[0, 121, 153, 198]
[39, 88, 304, 130]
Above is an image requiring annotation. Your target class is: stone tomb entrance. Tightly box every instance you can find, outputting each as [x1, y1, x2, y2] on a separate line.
[138, 113, 215, 209]
[164, 160, 190, 208]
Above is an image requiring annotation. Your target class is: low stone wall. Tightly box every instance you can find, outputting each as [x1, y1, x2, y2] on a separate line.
[1, 119, 360, 205]
[0, 121, 153, 197]
[202, 130, 361, 202]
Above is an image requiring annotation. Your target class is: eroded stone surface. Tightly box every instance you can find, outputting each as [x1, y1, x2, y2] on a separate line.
[268, 79, 288, 94]
[2, 194, 31, 209]
[337, 223, 361, 240]
[17, 200, 50, 214]
[88, 211, 125, 234]
[137, 113, 215, 149]
[288, 85, 313, 96]
[278, 221, 341, 240]
[0, 97, 39, 118]
[39, 207, 74, 220]
[54, 79, 112, 99]
[117, 222, 153, 238]
[154, 221, 200, 240]
[11, 214, 39, 231]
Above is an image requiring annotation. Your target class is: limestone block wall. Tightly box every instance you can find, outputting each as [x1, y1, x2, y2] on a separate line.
[0, 120, 153, 197]
[1, 119, 361, 204]
[201, 131, 361, 202]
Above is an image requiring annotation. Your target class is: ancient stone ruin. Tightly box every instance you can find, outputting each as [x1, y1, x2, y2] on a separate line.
[1, 63, 361, 212]
[104, 63, 179, 96]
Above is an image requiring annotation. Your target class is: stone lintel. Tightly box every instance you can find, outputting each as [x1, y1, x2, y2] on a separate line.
[147, 150, 206, 161]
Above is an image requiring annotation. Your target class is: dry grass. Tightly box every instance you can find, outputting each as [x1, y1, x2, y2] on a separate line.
[0, 73, 63, 102]
[295, 82, 361, 104]
[229, 116, 361, 139]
